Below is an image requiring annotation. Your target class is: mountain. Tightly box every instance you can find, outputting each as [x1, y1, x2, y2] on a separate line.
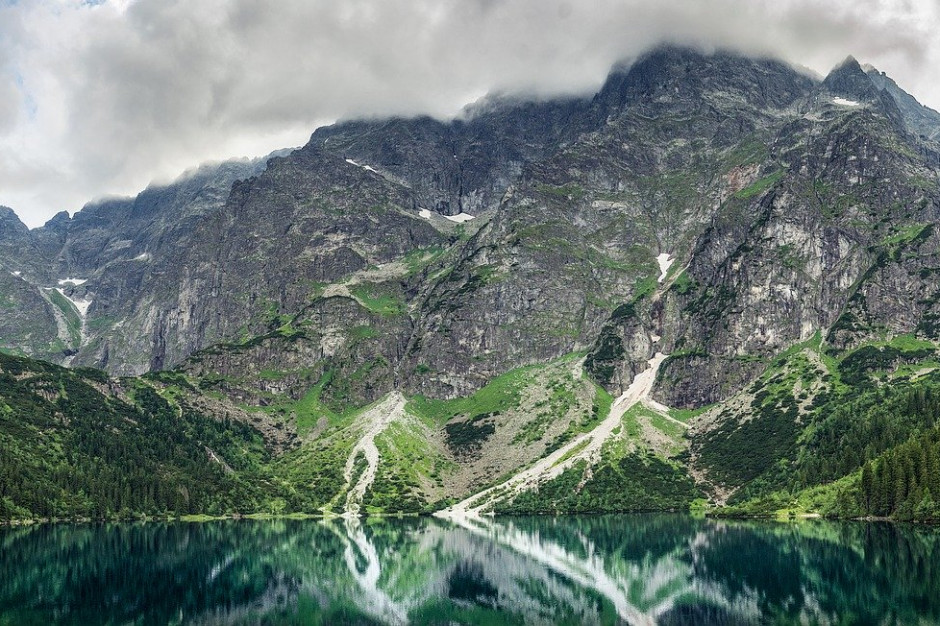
[865, 62, 940, 142]
[2, 44, 940, 522]
[0, 156, 277, 365]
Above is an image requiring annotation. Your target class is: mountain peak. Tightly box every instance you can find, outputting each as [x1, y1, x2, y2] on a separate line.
[43, 210, 71, 229]
[823, 54, 883, 103]
[0, 206, 26, 227]
[0, 206, 31, 242]
[834, 55, 860, 70]
[594, 44, 813, 114]
[862, 63, 940, 140]
[824, 55, 866, 81]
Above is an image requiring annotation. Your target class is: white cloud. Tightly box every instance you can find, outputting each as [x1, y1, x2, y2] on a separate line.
[1, 0, 939, 227]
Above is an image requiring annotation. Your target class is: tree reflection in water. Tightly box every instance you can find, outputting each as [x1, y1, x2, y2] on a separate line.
[0, 515, 938, 624]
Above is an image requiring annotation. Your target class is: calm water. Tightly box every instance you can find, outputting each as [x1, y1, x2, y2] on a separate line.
[1, 514, 938, 625]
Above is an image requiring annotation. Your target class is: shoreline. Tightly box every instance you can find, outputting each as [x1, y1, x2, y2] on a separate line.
[706, 510, 939, 525]
[0, 510, 431, 527]
[4, 508, 937, 527]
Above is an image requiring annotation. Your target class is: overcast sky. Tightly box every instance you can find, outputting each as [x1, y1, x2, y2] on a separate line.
[1, 0, 939, 227]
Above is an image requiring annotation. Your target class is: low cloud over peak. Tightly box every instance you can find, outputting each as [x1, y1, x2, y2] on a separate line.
[1, 0, 938, 227]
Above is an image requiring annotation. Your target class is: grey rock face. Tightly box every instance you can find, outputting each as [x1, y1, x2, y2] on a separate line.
[181, 295, 413, 410]
[0, 158, 272, 366]
[647, 89, 940, 407]
[0, 207, 74, 359]
[308, 99, 591, 218]
[866, 64, 940, 142]
[80, 146, 445, 375]
[3, 44, 940, 419]
[823, 56, 883, 103]
[0, 271, 62, 359]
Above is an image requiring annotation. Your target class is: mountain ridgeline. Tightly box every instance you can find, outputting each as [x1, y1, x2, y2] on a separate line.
[2, 46, 940, 522]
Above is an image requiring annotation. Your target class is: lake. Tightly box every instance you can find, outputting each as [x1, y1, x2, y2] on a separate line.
[1, 514, 938, 625]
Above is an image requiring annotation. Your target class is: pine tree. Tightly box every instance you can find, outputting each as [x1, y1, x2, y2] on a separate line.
[861, 462, 874, 514]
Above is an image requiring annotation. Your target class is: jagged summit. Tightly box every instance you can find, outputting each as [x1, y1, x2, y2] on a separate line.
[821, 53, 911, 131]
[864, 62, 940, 140]
[42, 211, 70, 228]
[833, 54, 860, 69]
[593, 44, 813, 113]
[822, 54, 882, 100]
[0, 205, 23, 221]
[0, 206, 29, 237]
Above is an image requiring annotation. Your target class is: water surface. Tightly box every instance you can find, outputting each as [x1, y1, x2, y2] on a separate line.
[1, 514, 938, 624]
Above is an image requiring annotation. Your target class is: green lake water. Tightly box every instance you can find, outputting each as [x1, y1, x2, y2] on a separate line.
[1, 514, 938, 625]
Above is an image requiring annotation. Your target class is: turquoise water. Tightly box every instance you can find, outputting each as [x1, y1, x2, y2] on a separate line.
[1, 514, 938, 624]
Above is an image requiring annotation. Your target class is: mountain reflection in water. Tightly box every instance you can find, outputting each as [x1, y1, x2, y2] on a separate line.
[1, 514, 938, 625]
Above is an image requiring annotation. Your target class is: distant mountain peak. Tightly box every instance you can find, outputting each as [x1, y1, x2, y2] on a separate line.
[862, 62, 940, 140]
[0, 206, 28, 232]
[594, 44, 814, 115]
[823, 54, 889, 107]
[825, 55, 867, 83]
[44, 211, 71, 227]
[834, 54, 860, 70]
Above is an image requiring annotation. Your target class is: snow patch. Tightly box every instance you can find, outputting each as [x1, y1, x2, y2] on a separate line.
[418, 208, 432, 219]
[444, 212, 475, 223]
[57, 277, 87, 286]
[656, 253, 674, 283]
[833, 97, 860, 107]
[346, 158, 379, 174]
[53, 288, 92, 317]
